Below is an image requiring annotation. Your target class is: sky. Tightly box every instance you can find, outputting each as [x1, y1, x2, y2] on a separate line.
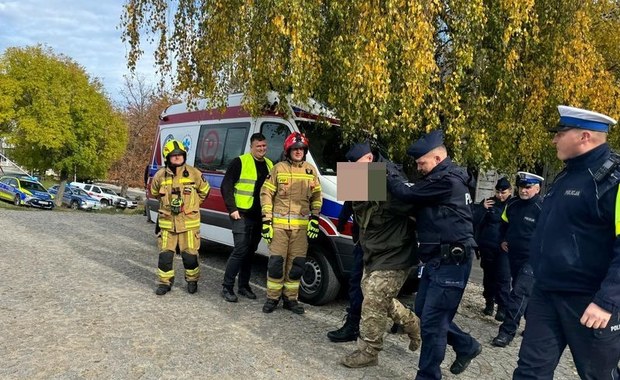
[0, 0, 157, 104]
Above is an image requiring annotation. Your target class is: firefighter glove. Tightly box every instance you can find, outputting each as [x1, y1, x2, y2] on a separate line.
[262, 221, 273, 243]
[307, 215, 320, 240]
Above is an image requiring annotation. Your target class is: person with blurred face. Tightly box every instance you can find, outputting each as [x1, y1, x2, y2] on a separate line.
[491, 172, 543, 348]
[514, 106, 620, 379]
[472, 177, 513, 321]
[339, 141, 420, 368]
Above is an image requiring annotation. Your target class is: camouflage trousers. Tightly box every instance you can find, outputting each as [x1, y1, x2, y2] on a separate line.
[357, 268, 417, 354]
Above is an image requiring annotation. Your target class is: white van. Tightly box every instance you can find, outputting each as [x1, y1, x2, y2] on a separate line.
[145, 93, 355, 305]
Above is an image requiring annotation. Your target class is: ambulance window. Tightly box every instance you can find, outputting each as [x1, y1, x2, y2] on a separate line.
[195, 122, 250, 172]
[261, 122, 290, 164]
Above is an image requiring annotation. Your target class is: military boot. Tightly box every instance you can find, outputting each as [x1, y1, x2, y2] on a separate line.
[341, 349, 378, 368]
[327, 315, 359, 342]
[283, 298, 305, 314]
[483, 299, 495, 316]
[402, 315, 422, 352]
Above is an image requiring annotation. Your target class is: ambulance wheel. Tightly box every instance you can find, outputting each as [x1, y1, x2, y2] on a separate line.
[300, 244, 341, 305]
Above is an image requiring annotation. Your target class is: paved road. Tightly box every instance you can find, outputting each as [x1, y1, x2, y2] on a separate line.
[0, 209, 579, 379]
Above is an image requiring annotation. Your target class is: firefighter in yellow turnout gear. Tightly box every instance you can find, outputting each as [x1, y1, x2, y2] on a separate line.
[151, 139, 210, 295]
[260, 132, 322, 314]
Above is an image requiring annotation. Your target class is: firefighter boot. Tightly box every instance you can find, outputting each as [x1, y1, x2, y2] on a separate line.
[187, 281, 198, 294]
[327, 314, 359, 342]
[155, 284, 171, 295]
[341, 349, 378, 368]
[262, 298, 279, 313]
[283, 298, 305, 314]
[403, 315, 422, 352]
[483, 299, 495, 316]
[155, 277, 174, 295]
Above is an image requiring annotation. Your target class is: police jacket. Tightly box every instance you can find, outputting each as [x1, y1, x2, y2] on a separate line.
[260, 159, 322, 230]
[387, 157, 476, 262]
[473, 196, 511, 250]
[500, 194, 542, 265]
[221, 154, 272, 220]
[530, 143, 620, 313]
[151, 164, 210, 232]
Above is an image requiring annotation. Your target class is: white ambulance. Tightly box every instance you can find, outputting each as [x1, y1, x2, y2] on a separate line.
[145, 93, 354, 305]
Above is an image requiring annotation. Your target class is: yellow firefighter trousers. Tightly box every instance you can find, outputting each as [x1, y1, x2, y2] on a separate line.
[157, 229, 201, 285]
[266, 228, 308, 300]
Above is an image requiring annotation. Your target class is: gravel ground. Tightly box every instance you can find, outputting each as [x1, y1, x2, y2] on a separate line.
[0, 208, 581, 379]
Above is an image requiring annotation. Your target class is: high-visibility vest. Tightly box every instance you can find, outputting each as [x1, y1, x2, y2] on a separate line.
[234, 153, 273, 210]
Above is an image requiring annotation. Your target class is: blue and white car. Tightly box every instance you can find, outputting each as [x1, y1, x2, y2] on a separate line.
[0, 176, 54, 209]
[48, 185, 101, 210]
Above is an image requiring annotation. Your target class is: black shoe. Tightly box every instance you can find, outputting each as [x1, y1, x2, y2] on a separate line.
[238, 286, 257, 300]
[262, 298, 279, 313]
[491, 333, 512, 347]
[483, 301, 494, 316]
[495, 308, 506, 322]
[155, 285, 171, 295]
[327, 317, 359, 342]
[187, 281, 198, 294]
[221, 287, 238, 303]
[450, 344, 482, 375]
[283, 299, 305, 314]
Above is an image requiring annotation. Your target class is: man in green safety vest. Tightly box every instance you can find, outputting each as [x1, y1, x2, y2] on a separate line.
[221, 133, 273, 302]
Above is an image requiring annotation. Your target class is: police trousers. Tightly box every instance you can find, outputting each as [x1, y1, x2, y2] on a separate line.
[479, 246, 511, 308]
[266, 228, 307, 301]
[357, 268, 416, 354]
[415, 257, 479, 380]
[514, 286, 620, 380]
[498, 263, 535, 338]
[347, 243, 364, 322]
[157, 229, 201, 285]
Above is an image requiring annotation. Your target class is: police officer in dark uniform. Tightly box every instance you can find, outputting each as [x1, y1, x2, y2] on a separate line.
[491, 172, 543, 347]
[472, 177, 512, 320]
[513, 106, 620, 379]
[387, 130, 482, 379]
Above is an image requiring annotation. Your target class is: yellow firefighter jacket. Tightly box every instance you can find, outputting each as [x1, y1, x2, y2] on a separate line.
[151, 164, 210, 232]
[260, 159, 322, 230]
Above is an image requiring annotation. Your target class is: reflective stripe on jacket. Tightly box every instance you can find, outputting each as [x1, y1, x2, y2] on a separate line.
[151, 164, 210, 232]
[234, 153, 273, 210]
[260, 159, 322, 230]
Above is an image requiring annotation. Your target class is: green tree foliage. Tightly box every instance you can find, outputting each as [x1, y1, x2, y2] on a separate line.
[121, 0, 620, 173]
[0, 45, 128, 205]
[0, 46, 127, 177]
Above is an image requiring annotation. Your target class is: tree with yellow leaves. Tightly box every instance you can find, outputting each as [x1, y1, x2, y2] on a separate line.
[121, 0, 620, 173]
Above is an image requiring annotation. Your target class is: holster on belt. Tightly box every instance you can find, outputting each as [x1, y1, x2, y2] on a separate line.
[440, 243, 469, 265]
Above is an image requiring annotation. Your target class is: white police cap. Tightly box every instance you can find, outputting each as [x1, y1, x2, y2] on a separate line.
[549, 105, 617, 133]
[516, 171, 544, 187]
